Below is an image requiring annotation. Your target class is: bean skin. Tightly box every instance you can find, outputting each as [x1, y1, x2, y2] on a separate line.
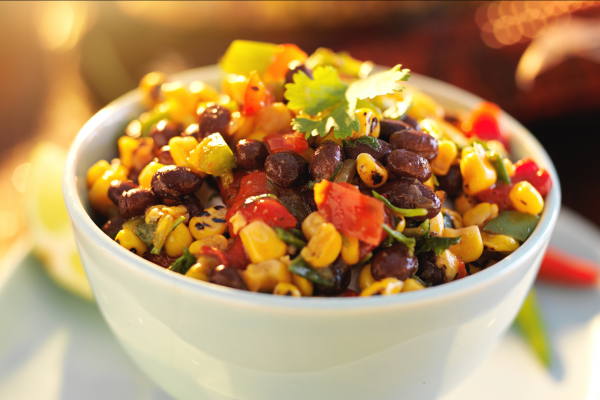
[265, 151, 309, 188]
[371, 243, 418, 281]
[379, 178, 441, 221]
[235, 139, 269, 170]
[313, 257, 351, 297]
[344, 139, 393, 163]
[118, 188, 158, 219]
[379, 119, 412, 141]
[102, 215, 126, 239]
[151, 166, 204, 200]
[389, 130, 438, 161]
[386, 149, 432, 183]
[157, 145, 175, 165]
[437, 164, 463, 197]
[108, 180, 138, 205]
[416, 250, 445, 286]
[310, 140, 344, 181]
[197, 104, 231, 140]
[150, 120, 182, 149]
[209, 265, 248, 290]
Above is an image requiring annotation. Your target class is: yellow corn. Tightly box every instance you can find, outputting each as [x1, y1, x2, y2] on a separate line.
[455, 192, 478, 216]
[240, 221, 287, 263]
[299, 146, 315, 164]
[292, 274, 314, 296]
[442, 226, 483, 263]
[481, 231, 520, 252]
[138, 161, 165, 189]
[353, 108, 379, 138]
[189, 234, 229, 253]
[228, 211, 248, 235]
[189, 206, 228, 240]
[109, 160, 130, 181]
[222, 74, 249, 105]
[162, 81, 195, 123]
[403, 278, 425, 292]
[189, 80, 220, 103]
[341, 234, 360, 265]
[460, 144, 497, 195]
[88, 172, 119, 217]
[256, 103, 293, 135]
[115, 228, 148, 255]
[419, 118, 443, 140]
[509, 181, 544, 215]
[441, 207, 463, 229]
[168, 136, 199, 169]
[139, 71, 165, 109]
[86, 160, 111, 188]
[356, 153, 388, 188]
[463, 202, 499, 229]
[487, 140, 508, 157]
[231, 115, 256, 142]
[360, 278, 404, 296]
[431, 140, 458, 176]
[315, 128, 344, 147]
[423, 175, 435, 191]
[358, 263, 376, 290]
[301, 223, 342, 268]
[118, 136, 139, 169]
[436, 249, 462, 281]
[242, 259, 291, 292]
[273, 282, 302, 297]
[246, 129, 269, 142]
[302, 211, 326, 240]
[407, 91, 445, 120]
[396, 216, 406, 233]
[429, 212, 445, 236]
[185, 254, 222, 282]
[164, 223, 194, 258]
[503, 158, 515, 177]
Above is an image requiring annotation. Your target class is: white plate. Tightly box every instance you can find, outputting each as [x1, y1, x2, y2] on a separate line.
[0, 207, 598, 400]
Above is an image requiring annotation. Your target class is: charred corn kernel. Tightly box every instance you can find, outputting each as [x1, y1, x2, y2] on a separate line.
[356, 153, 388, 188]
[138, 161, 165, 189]
[431, 140, 458, 176]
[463, 202, 498, 229]
[315, 128, 344, 147]
[460, 145, 497, 195]
[256, 103, 293, 135]
[164, 223, 194, 258]
[353, 108, 379, 138]
[242, 259, 291, 292]
[503, 158, 515, 177]
[87, 160, 111, 188]
[436, 249, 463, 281]
[240, 221, 287, 263]
[273, 282, 302, 297]
[360, 278, 404, 296]
[301, 223, 342, 268]
[189, 234, 229, 253]
[168, 136, 199, 169]
[341, 234, 360, 265]
[441, 207, 463, 229]
[407, 91, 445, 120]
[189, 80, 219, 103]
[302, 211, 326, 240]
[481, 231, 520, 252]
[442, 226, 484, 263]
[222, 74, 248, 104]
[118, 136, 139, 169]
[358, 263, 376, 290]
[189, 206, 228, 240]
[455, 192, 478, 216]
[509, 181, 544, 215]
[185, 254, 222, 281]
[403, 278, 425, 292]
[139, 71, 165, 109]
[430, 212, 445, 236]
[145, 205, 189, 225]
[89, 172, 119, 217]
[292, 274, 314, 296]
[115, 228, 148, 255]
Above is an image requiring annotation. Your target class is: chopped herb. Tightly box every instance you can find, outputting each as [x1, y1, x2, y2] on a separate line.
[289, 228, 305, 240]
[330, 162, 343, 181]
[415, 235, 461, 256]
[308, 180, 322, 189]
[135, 222, 157, 246]
[403, 219, 430, 239]
[346, 64, 410, 114]
[372, 191, 428, 218]
[382, 98, 412, 120]
[166, 216, 186, 236]
[484, 211, 540, 242]
[292, 102, 359, 139]
[342, 136, 381, 151]
[168, 247, 197, 275]
[486, 152, 512, 185]
[275, 227, 307, 249]
[285, 66, 348, 115]
[382, 224, 416, 256]
[288, 256, 334, 287]
[207, 192, 220, 202]
[442, 212, 455, 229]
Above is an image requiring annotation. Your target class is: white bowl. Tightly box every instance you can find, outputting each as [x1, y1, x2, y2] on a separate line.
[63, 65, 561, 400]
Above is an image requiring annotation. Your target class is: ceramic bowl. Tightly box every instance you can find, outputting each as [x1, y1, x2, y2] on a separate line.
[63, 65, 561, 400]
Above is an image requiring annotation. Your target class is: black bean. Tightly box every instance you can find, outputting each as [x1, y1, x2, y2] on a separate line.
[437, 164, 463, 197]
[389, 130, 438, 161]
[151, 166, 204, 200]
[235, 139, 269, 170]
[313, 257, 351, 297]
[209, 265, 248, 290]
[149, 120, 182, 149]
[144, 252, 178, 269]
[102, 215, 126, 239]
[379, 119, 412, 141]
[178, 194, 204, 219]
[402, 115, 421, 131]
[277, 187, 311, 226]
[108, 180, 138, 205]
[416, 250, 446, 286]
[371, 243, 418, 281]
[264, 151, 309, 188]
[197, 104, 231, 140]
[157, 146, 175, 165]
[118, 188, 158, 219]
[386, 149, 432, 183]
[310, 140, 344, 181]
[303, 188, 318, 213]
[343, 139, 393, 163]
[378, 178, 441, 221]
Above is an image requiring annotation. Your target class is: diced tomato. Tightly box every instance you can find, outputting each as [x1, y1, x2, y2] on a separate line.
[475, 183, 513, 211]
[243, 70, 268, 116]
[264, 132, 308, 155]
[219, 169, 252, 208]
[264, 44, 308, 81]
[467, 102, 509, 149]
[198, 246, 229, 266]
[225, 171, 275, 224]
[341, 289, 359, 297]
[359, 241, 376, 260]
[222, 238, 250, 270]
[234, 197, 297, 234]
[455, 260, 468, 280]
[314, 180, 385, 246]
[512, 158, 552, 198]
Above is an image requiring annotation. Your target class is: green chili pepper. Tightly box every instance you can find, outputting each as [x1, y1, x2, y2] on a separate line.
[275, 227, 307, 249]
[486, 152, 511, 185]
[382, 224, 416, 256]
[402, 219, 430, 239]
[372, 191, 428, 218]
[288, 256, 334, 287]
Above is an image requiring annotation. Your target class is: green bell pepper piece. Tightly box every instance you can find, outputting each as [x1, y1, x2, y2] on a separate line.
[189, 133, 236, 177]
[484, 211, 540, 242]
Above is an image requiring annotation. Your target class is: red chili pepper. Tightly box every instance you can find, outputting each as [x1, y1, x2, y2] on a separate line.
[243, 70, 268, 116]
[264, 44, 307, 81]
[537, 246, 599, 286]
[467, 102, 509, 149]
[264, 132, 308, 155]
[512, 158, 552, 198]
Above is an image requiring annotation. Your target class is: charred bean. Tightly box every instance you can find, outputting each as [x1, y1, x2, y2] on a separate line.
[209, 265, 248, 290]
[235, 139, 269, 170]
[197, 104, 231, 140]
[119, 188, 158, 218]
[379, 178, 441, 221]
[344, 139, 393, 163]
[313, 257, 351, 296]
[102, 215, 126, 239]
[386, 149, 432, 182]
[310, 140, 343, 180]
[157, 145, 175, 165]
[437, 164, 463, 197]
[265, 151, 309, 188]
[389, 130, 438, 160]
[379, 119, 412, 141]
[416, 250, 445, 286]
[151, 166, 204, 200]
[150, 120, 182, 149]
[108, 180, 138, 205]
[371, 243, 418, 281]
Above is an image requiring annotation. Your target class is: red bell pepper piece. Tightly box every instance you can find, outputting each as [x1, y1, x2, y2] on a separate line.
[467, 102, 509, 149]
[225, 171, 275, 224]
[222, 238, 250, 270]
[235, 197, 297, 233]
[243, 70, 268, 116]
[314, 181, 384, 246]
[513, 158, 552, 198]
[264, 132, 309, 155]
[264, 44, 308, 81]
[537, 246, 599, 286]
[475, 183, 513, 211]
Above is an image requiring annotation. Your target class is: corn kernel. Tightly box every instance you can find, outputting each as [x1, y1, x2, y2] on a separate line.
[353, 108, 379, 138]
[455, 192, 478, 216]
[315, 128, 344, 147]
[436, 249, 463, 281]
[503, 158, 515, 177]
[396, 215, 406, 233]
[109, 161, 130, 181]
[222, 74, 248, 104]
[358, 263, 376, 290]
[292, 274, 314, 296]
[431, 140, 458, 176]
[189, 234, 229, 253]
[162, 81, 195, 123]
[138, 161, 165, 189]
[86, 160, 111, 188]
[403, 278, 425, 292]
[356, 153, 388, 188]
[360, 278, 404, 296]
[301, 223, 342, 268]
[246, 129, 269, 142]
[429, 212, 445, 236]
[341, 234, 360, 265]
[115, 228, 148, 255]
[89, 172, 119, 217]
[118, 136, 139, 169]
[189, 80, 220, 103]
[256, 103, 293, 135]
[164, 223, 194, 258]
[273, 282, 302, 297]
[139, 71, 165, 109]
[442, 226, 483, 263]
[509, 181, 544, 215]
[407, 91, 445, 120]
[302, 211, 326, 240]
[231, 115, 256, 143]
[189, 206, 228, 240]
[242, 259, 291, 292]
[463, 202, 498, 229]
[481, 231, 520, 252]
[185, 254, 222, 282]
[441, 207, 463, 229]
[240, 221, 287, 263]
[423, 175, 435, 191]
[168, 136, 199, 169]
[460, 144, 497, 195]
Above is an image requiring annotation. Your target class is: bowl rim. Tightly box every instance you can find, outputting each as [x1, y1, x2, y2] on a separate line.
[63, 64, 561, 311]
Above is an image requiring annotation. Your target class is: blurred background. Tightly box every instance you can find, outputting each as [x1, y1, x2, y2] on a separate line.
[0, 0, 599, 259]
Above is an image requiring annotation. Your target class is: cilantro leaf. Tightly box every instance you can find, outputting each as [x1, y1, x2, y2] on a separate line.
[168, 246, 197, 275]
[343, 136, 381, 151]
[382, 224, 416, 256]
[284, 66, 347, 115]
[415, 236, 461, 256]
[346, 64, 411, 113]
[292, 102, 359, 139]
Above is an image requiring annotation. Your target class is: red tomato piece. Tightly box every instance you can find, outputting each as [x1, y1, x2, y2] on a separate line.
[513, 158, 552, 198]
[468, 102, 509, 149]
[219, 169, 252, 208]
[341, 289, 359, 297]
[264, 44, 308, 81]
[222, 238, 250, 270]
[264, 132, 308, 155]
[475, 183, 513, 211]
[455, 260, 468, 280]
[244, 71, 268, 116]
[236, 197, 297, 232]
[225, 171, 275, 225]
[314, 180, 385, 246]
